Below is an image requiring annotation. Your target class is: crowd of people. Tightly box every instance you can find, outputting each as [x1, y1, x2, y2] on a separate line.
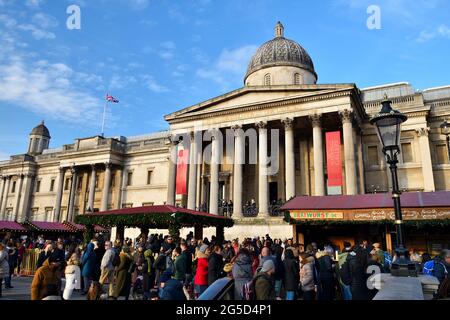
[0, 233, 449, 300]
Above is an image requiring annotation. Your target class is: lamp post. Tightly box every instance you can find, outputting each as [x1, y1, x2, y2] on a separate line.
[441, 119, 450, 162]
[370, 95, 416, 277]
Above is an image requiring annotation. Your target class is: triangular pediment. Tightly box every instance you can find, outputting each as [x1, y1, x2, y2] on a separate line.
[165, 84, 356, 122]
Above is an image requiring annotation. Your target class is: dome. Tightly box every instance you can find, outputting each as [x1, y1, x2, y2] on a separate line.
[244, 22, 317, 83]
[30, 121, 51, 138]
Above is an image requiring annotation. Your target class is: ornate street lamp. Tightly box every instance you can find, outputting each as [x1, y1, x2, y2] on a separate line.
[370, 95, 416, 277]
[441, 119, 450, 162]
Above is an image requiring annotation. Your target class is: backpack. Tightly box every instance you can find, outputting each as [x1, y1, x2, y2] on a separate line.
[112, 251, 120, 267]
[165, 255, 174, 273]
[424, 260, 448, 276]
[242, 277, 257, 300]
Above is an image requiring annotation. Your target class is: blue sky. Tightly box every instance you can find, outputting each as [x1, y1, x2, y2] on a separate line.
[0, 0, 449, 159]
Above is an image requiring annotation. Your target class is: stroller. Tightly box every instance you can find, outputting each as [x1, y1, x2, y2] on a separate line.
[131, 275, 145, 300]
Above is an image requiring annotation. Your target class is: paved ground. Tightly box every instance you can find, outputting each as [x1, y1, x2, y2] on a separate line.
[0, 276, 132, 300]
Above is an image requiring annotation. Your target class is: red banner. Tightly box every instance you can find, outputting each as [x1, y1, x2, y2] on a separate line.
[326, 131, 342, 187]
[176, 148, 189, 195]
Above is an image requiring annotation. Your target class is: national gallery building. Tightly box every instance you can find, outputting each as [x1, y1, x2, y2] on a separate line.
[1, 23, 449, 253]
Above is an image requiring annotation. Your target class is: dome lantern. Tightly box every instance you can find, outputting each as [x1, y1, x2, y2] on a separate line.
[28, 120, 51, 155]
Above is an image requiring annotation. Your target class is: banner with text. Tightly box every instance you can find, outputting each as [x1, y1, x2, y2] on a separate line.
[176, 148, 189, 195]
[326, 131, 342, 194]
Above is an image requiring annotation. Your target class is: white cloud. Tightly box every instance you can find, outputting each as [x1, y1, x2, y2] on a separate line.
[0, 14, 17, 28]
[416, 24, 450, 42]
[196, 45, 257, 89]
[158, 41, 176, 60]
[32, 12, 58, 29]
[129, 0, 150, 10]
[25, 0, 46, 8]
[17, 24, 55, 40]
[141, 75, 169, 93]
[0, 56, 102, 123]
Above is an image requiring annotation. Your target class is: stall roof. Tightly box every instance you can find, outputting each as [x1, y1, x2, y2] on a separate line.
[281, 191, 450, 211]
[75, 205, 234, 228]
[63, 221, 108, 233]
[0, 221, 27, 232]
[24, 221, 75, 233]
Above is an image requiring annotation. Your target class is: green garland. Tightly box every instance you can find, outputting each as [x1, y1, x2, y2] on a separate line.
[75, 211, 234, 229]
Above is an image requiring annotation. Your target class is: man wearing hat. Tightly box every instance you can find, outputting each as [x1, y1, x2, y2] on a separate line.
[371, 243, 385, 267]
[255, 260, 276, 300]
[31, 255, 62, 300]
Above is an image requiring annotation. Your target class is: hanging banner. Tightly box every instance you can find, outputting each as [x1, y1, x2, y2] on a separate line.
[176, 148, 189, 195]
[325, 131, 342, 190]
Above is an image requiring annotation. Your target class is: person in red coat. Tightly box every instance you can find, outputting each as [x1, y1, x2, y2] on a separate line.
[193, 245, 210, 298]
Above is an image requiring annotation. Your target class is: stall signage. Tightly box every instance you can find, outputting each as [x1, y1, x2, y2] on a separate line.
[290, 211, 344, 220]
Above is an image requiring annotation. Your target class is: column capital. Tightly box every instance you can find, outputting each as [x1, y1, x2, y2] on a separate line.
[231, 124, 243, 131]
[339, 109, 353, 124]
[70, 166, 77, 175]
[415, 127, 430, 137]
[90, 163, 97, 171]
[105, 162, 112, 169]
[309, 114, 322, 128]
[282, 118, 294, 130]
[168, 135, 180, 146]
[256, 121, 267, 130]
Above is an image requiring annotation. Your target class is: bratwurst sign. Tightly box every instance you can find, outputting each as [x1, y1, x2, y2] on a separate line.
[290, 211, 344, 220]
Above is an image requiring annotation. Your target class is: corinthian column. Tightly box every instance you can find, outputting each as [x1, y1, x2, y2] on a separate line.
[232, 125, 244, 218]
[340, 109, 357, 195]
[167, 138, 178, 206]
[416, 127, 435, 191]
[187, 131, 198, 210]
[310, 114, 325, 196]
[67, 167, 78, 222]
[0, 176, 6, 218]
[13, 174, 24, 221]
[209, 134, 220, 215]
[101, 162, 112, 211]
[54, 168, 65, 222]
[0, 176, 11, 217]
[283, 118, 295, 200]
[257, 121, 269, 216]
[87, 164, 96, 212]
[18, 174, 34, 222]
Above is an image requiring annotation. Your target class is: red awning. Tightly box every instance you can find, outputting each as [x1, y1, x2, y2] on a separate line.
[281, 191, 450, 211]
[63, 221, 109, 233]
[0, 221, 27, 232]
[24, 221, 75, 232]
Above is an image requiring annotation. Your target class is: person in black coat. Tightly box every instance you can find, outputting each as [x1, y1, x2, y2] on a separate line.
[93, 241, 105, 282]
[208, 245, 224, 285]
[283, 249, 299, 300]
[316, 247, 335, 301]
[180, 242, 193, 284]
[36, 243, 54, 269]
[342, 246, 370, 300]
[273, 245, 285, 298]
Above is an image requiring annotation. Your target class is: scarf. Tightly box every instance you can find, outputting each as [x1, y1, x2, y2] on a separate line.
[144, 249, 153, 273]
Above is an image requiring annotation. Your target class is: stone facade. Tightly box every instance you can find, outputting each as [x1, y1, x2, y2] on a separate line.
[1, 23, 449, 240]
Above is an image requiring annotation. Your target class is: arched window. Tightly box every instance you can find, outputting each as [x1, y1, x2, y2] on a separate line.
[264, 73, 271, 86]
[294, 73, 301, 85]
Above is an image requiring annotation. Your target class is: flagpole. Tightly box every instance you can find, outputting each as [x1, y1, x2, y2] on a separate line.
[101, 95, 108, 137]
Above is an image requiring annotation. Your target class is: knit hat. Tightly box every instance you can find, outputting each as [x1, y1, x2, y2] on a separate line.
[199, 244, 209, 254]
[261, 259, 275, 273]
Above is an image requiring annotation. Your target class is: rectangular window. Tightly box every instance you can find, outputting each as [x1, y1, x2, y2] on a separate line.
[142, 202, 154, 206]
[64, 178, 70, 190]
[147, 170, 153, 185]
[36, 180, 41, 193]
[127, 172, 133, 186]
[11, 181, 16, 193]
[122, 203, 133, 208]
[436, 144, 449, 164]
[50, 179, 55, 192]
[401, 142, 413, 163]
[77, 177, 83, 190]
[367, 146, 379, 166]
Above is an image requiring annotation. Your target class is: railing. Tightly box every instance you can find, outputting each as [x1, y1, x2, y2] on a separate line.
[19, 248, 41, 276]
[243, 205, 258, 217]
[269, 204, 283, 216]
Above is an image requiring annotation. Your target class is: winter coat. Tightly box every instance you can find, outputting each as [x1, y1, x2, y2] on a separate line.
[64, 254, 81, 290]
[173, 254, 187, 281]
[316, 252, 334, 282]
[36, 250, 52, 269]
[232, 253, 253, 300]
[341, 252, 369, 300]
[300, 256, 315, 292]
[101, 248, 115, 271]
[283, 257, 299, 291]
[222, 247, 234, 263]
[81, 243, 97, 278]
[434, 258, 450, 284]
[181, 249, 192, 275]
[208, 252, 224, 285]
[113, 252, 133, 298]
[160, 279, 187, 300]
[194, 253, 209, 286]
[0, 250, 9, 278]
[31, 259, 59, 300]
[255, 271, 275, 300]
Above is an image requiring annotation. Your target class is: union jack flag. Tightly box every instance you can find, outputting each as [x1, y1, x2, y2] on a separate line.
[106, 94, 119, 103]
